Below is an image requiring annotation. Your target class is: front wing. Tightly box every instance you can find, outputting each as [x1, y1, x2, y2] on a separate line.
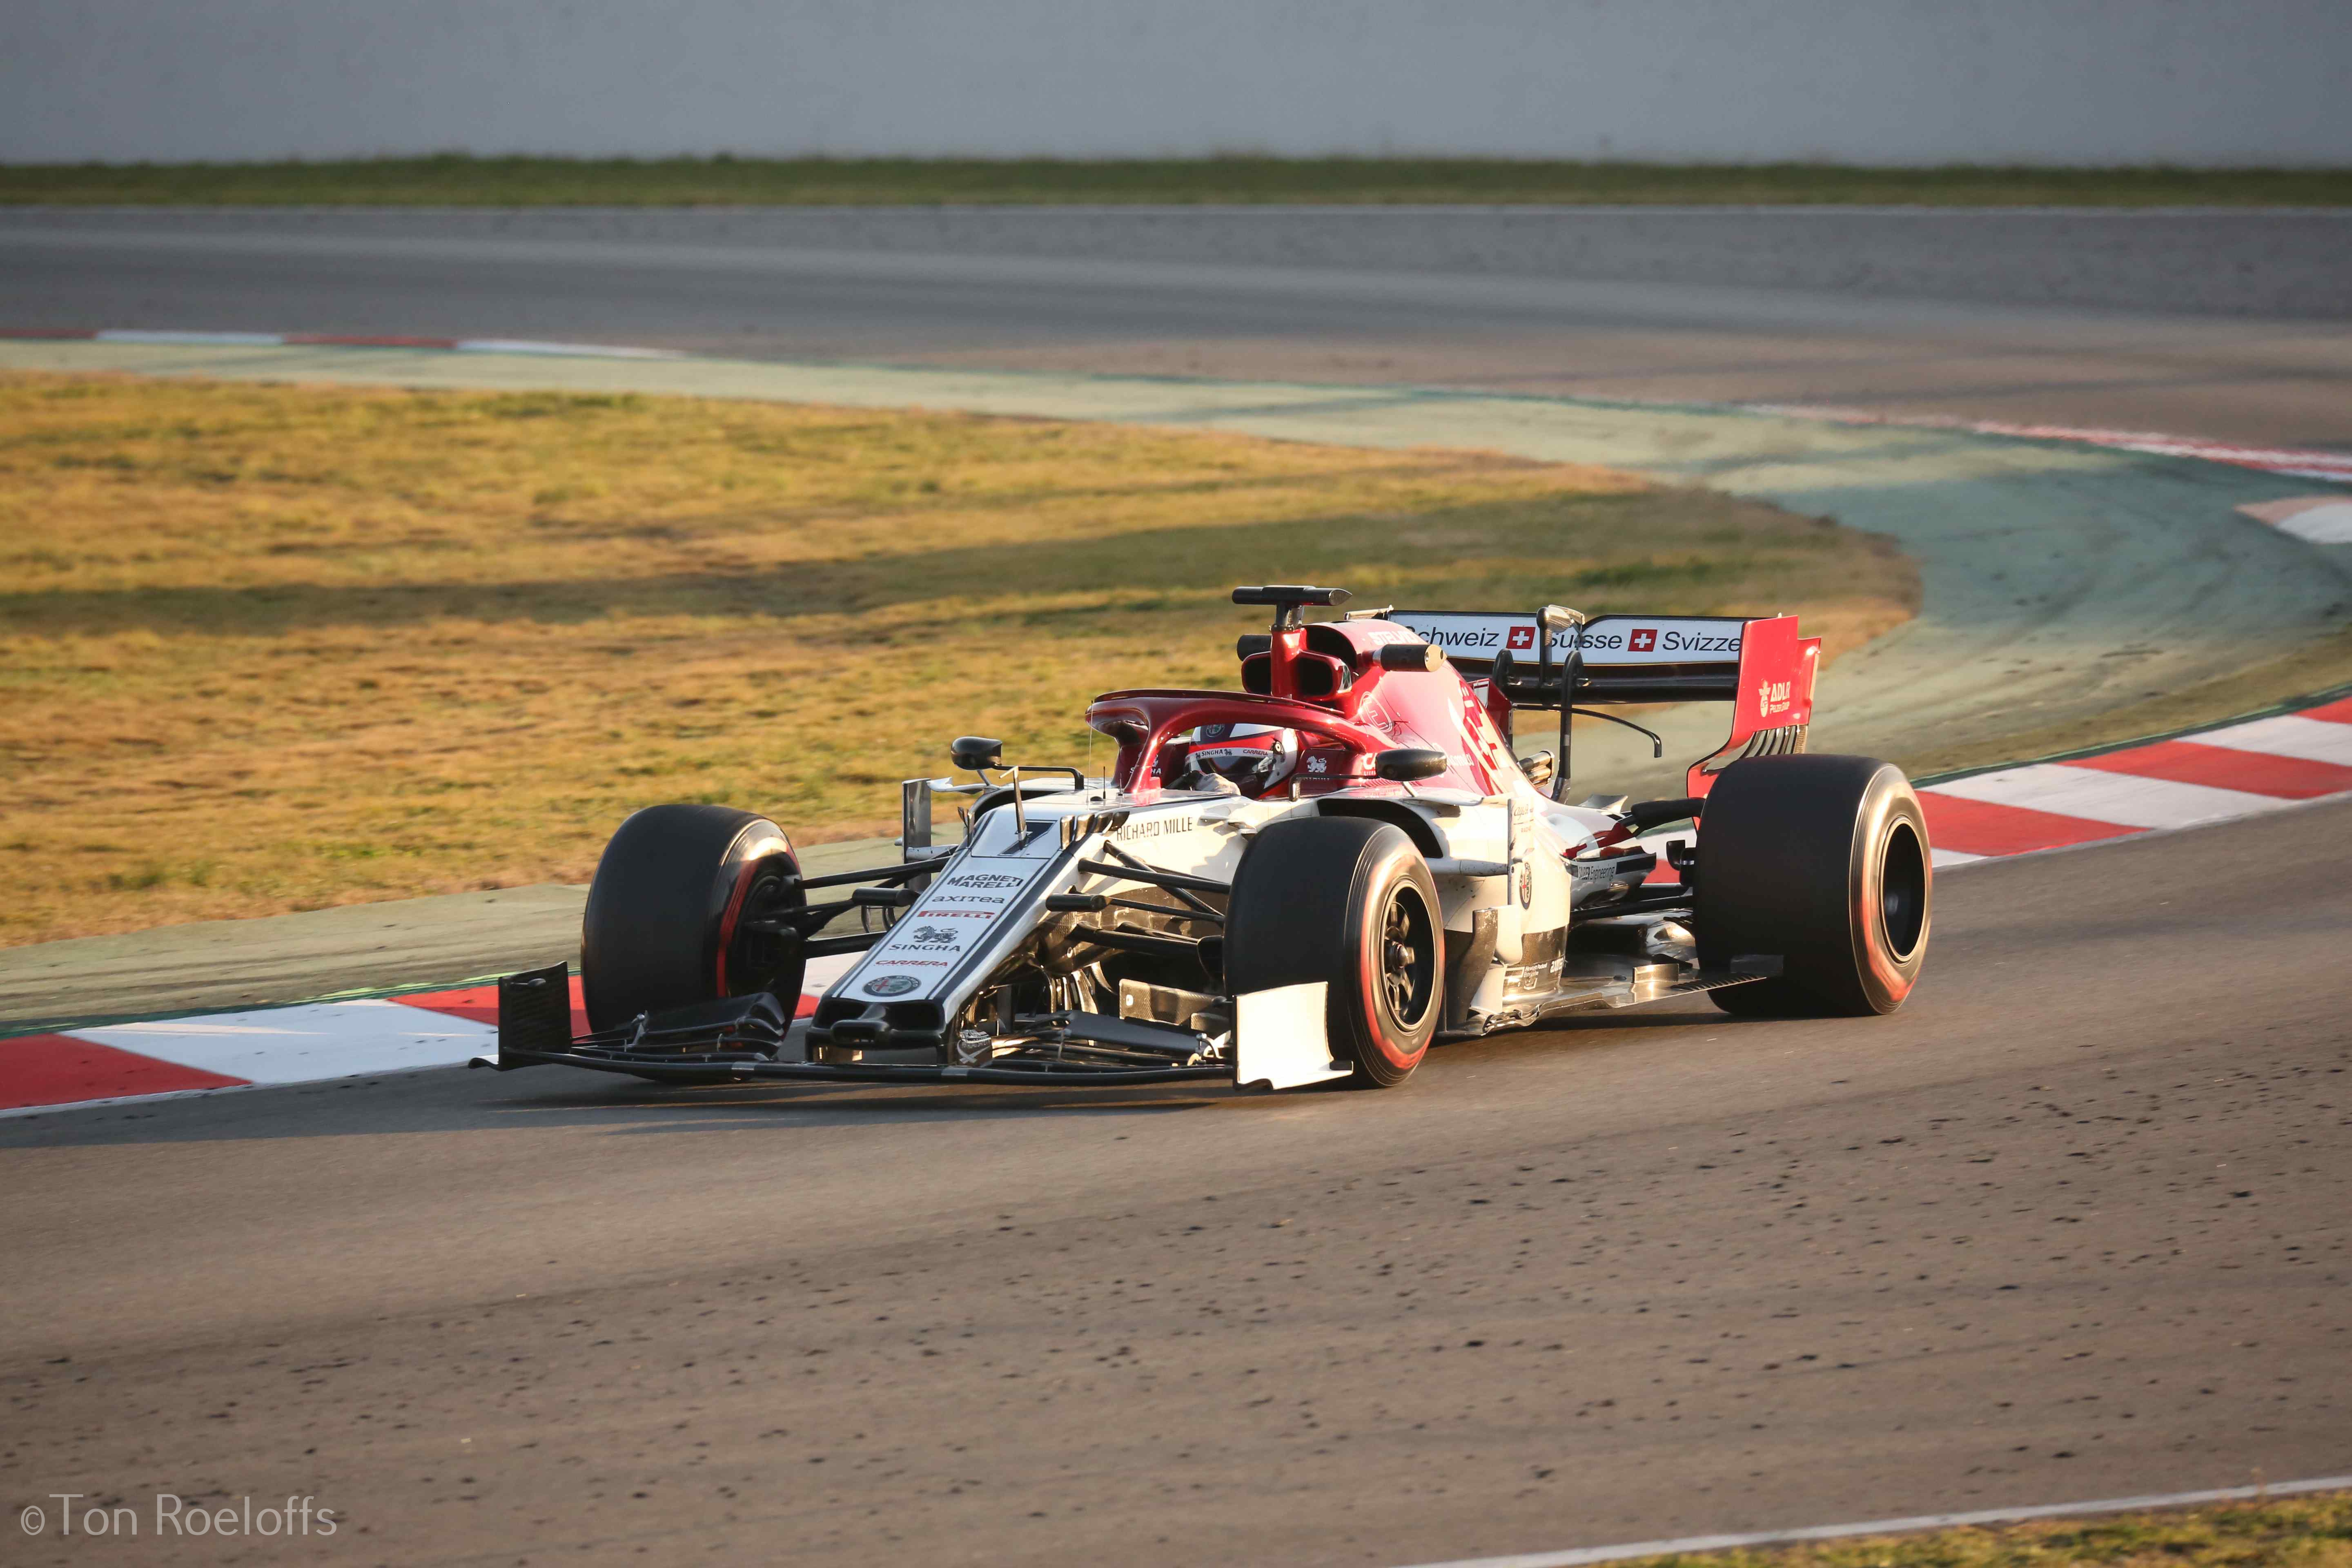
[472, 954, 1769, 1093]
[472, 963, 1235, 1087]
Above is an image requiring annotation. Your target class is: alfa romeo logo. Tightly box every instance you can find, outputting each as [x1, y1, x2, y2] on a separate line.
[864, 975, 920, 997]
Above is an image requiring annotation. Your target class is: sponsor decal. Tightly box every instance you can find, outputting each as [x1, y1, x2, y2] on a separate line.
[1576, 625, 1741, 658]
[1518, 861, 1534, 909]
[1454, 689, 1510, 781]
[1756, 678, 1793, 717]
[1390, 615, 1534, 654]
[1305, 754, 1329, 775]
[1575, 625, 1744, 662]
[863, 975, 920, 997]
[868, 855, 1050, 988]
[1116, 813, 1196, 842]
[1388, 612, 1745, 665]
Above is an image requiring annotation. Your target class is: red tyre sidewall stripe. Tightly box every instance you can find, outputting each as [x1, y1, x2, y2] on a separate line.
[1352, 849, 1428, 1074]
[713, 829, 794, 997]
[1851, 794, 1923, 1007]
[712, 855, 762, 998]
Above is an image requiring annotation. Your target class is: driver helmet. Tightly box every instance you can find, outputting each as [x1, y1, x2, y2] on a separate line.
[1180, 723, 1301, 797]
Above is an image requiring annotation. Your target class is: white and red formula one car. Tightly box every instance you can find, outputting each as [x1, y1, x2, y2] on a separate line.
[480, 586, 1931, 1093]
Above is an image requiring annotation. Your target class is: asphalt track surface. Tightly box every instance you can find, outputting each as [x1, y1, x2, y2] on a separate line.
[2, 208, 2349, 1564]
[5, 803, 2348, 1565]
[4, 205, 2350, 446]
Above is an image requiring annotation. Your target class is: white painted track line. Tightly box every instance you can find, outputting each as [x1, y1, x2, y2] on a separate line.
[802, 952, 861, 991]
[1391, 1474, 2352, 1568]
[2272, 501, 2352, 544]
[1925, 762, 2296, 830]
[91, 328, 285, 346]
[454, 337, 682, 359]
[2189, 713, 2352, 764]
[73, 999, 492, 1084]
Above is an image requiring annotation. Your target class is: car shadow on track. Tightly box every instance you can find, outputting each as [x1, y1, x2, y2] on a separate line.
[498, 1078, 1241, 1123]
[0, 997, 1753, 1149]
[0, 1066, 1262, 1148]
[466, 1009, 1748, 1128]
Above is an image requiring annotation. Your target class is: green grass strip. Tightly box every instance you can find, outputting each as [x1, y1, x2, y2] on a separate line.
[1597, 1488, 2352, 1568]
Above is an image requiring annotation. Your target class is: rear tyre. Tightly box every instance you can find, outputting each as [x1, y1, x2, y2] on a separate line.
[1695, 755, 1931, 1017]
[581, 804, 804, 1033]
[1226, 817, 1442, 1087]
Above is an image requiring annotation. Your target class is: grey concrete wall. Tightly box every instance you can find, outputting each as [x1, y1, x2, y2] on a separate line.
[4, 0, 2347, 167]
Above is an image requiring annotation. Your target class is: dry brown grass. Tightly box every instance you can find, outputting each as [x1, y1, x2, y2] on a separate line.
[0, 371, 1917, 945]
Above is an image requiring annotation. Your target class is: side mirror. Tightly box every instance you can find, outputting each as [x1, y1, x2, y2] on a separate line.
[1375, 748, 1448, 782]
[1624, 796, 1705, 831]
[950, 735, 1003, 772]
[1538, 604, 1582, 637]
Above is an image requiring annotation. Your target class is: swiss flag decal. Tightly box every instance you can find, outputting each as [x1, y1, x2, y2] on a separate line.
[1506, 626, 1536, 650]
[1629, 628, 1657, 652]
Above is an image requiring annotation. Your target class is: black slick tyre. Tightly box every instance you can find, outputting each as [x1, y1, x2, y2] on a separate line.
[581, 804, 804, 1032]
[1225, 816, 1442, 1087]
[1695, 755, 1931, 1017]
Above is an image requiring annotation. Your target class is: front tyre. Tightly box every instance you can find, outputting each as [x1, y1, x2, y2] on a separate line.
[1226, 817, 1442, 1087]
[1695, 755, 1931, 1017]
[581, 804, 804, 1032]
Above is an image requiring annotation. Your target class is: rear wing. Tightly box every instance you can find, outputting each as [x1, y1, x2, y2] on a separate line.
[1381, 610, 1819, 797]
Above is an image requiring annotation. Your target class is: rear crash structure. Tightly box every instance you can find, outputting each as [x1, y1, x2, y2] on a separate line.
[477, 586, 1932, 1094]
